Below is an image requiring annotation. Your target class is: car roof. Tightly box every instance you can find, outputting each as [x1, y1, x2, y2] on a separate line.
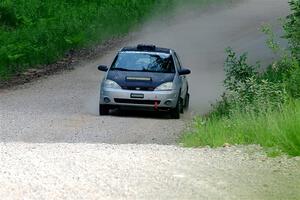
[120, 44, 172, 54]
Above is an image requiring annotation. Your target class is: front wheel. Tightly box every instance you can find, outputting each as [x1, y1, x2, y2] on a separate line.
[184, 93, 190, 110]
[99, 104, 109, 116]
[170, 99, 182, 119]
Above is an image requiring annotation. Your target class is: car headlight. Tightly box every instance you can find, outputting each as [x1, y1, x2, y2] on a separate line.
[103, 79, 121, 89]
[155, 82, 173, 91]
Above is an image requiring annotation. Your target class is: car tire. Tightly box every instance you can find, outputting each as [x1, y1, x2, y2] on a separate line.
[180, 98, 184, 114]
[170, 99, 181, 119]
[184, 93, 190, 110]
[99, 104, 109, 116]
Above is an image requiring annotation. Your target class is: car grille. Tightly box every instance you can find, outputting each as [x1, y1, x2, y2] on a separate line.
[114, 98, 161, 105]
[122, 86, 155, 91]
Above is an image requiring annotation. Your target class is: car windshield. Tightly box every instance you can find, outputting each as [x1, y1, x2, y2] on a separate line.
[110, 52, 175, 73]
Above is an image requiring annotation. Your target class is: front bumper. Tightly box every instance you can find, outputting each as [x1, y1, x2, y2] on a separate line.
[100, 88, 179, 109]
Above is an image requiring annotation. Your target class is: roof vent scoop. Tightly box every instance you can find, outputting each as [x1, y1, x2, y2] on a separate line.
[137, 44, 156, 51]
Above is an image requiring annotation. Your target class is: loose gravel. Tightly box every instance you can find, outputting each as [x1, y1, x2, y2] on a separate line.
[0, 144, 299, 200]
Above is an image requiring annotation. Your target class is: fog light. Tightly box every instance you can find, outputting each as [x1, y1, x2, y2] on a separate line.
[104, 97, 111, 103]
[164, 100, 172, 106]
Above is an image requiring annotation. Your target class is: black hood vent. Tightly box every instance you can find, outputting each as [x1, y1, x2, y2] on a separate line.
[126, 76, 152, 82]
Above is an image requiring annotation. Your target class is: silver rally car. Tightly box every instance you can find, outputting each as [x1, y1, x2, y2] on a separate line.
[97, 44, 191, 119]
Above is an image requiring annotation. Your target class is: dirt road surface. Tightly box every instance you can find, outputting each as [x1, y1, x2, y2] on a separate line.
[0, 0, 299, 199]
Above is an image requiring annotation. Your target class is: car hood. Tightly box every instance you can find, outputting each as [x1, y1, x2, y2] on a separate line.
[106, 71, 175, 91]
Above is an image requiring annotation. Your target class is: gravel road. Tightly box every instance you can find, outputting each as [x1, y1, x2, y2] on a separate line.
[0, 0, 299, 199]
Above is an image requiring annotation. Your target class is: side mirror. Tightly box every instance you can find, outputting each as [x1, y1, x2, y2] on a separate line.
[178, 68, 191, 75]
[98, 65, 108, 72]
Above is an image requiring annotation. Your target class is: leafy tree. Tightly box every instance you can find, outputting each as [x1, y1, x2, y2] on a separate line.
[284, 0, 300, 61]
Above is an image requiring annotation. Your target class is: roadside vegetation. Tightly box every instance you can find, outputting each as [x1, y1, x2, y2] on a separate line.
[0, 0, 162, 79]
[0, 0, 218, 80]
[182, 0, 300, 157]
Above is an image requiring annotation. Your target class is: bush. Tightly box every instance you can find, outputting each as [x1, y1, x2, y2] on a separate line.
[0, 3, 19, 28]
[263, 56, 300, 99]
[285, 61, 300, 98]
[284, 0, 300, 61]
[218, 48, 287, 114]
[224, 48, 258, 92]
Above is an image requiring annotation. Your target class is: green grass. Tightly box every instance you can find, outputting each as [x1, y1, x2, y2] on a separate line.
[0, 0, 162, 79]
[182, 100, 300, 156]
[0, 0, 222, 80]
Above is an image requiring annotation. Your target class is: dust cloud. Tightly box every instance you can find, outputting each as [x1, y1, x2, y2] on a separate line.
[123, 0, 289, 114]
[85, 0, 289, 115]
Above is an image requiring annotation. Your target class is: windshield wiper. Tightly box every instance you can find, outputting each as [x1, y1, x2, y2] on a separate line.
[111, 67, 131, 71]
